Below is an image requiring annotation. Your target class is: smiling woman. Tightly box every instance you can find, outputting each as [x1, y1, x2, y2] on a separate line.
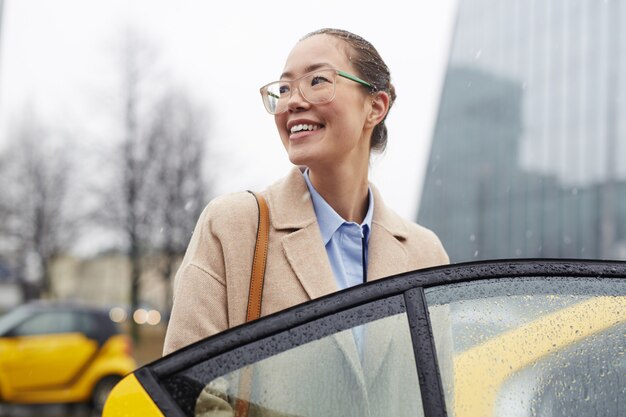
[163, 28, 449, 356]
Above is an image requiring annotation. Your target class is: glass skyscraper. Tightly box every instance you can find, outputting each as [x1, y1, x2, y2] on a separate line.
[418, 0, 625, 263]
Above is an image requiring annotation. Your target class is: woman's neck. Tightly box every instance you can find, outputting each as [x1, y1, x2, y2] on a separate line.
[308, 164, 370, 223]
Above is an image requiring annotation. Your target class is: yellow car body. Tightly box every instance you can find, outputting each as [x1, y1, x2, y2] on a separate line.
[103, 374, 164, 417]
[0, 303, 136, 409]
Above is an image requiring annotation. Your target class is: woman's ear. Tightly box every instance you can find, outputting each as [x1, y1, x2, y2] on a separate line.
[366, 91, 390, 128]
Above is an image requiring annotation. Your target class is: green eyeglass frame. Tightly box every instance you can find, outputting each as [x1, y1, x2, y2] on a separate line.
[337, 70, 375, 90]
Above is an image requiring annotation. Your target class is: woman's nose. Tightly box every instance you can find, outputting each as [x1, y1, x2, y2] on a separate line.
[287, 87, 309, 111]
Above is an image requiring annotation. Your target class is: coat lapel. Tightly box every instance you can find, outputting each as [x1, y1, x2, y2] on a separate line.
[362, 314, 400, 390]
[282, 226, 338, 299]
[332, 330, 369, 400]
[265, 167, 337, 300]
[367, 224, 408, 281]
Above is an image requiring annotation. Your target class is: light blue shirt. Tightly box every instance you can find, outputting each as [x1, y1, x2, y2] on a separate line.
[303, 170, 374, 290]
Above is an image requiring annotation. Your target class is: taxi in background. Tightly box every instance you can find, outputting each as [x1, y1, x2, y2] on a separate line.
[0, 301, 136, 413]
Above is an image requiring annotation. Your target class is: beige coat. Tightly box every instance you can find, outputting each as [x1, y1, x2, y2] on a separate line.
[163, 167, 448, 355]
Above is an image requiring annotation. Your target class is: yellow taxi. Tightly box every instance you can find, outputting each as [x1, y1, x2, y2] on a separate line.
[104, 260, 626, 417]
[0, 302, 137, 413]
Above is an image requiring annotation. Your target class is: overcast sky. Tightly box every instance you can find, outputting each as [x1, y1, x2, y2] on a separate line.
[0, 0, 457, 220]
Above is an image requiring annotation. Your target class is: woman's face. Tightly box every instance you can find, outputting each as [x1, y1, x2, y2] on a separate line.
[275, 35, 373, 172]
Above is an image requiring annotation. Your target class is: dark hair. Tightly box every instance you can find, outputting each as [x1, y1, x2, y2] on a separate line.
[301, 28, 396, 152]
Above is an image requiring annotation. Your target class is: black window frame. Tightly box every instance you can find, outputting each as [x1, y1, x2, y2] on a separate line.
[133, 259, 626, 417]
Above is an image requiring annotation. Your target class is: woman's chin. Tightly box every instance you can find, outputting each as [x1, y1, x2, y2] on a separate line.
[286, 153, 309, 167]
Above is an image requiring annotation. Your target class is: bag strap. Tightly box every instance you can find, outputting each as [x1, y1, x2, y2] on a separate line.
[235, 191, 270, 417]
[246, 191, 269, 321]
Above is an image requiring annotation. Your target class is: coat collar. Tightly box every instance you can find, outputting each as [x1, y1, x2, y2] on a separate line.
[265, 167, 410, 293]
[266, 166, 408, 241]
[264, 167, 317, 231]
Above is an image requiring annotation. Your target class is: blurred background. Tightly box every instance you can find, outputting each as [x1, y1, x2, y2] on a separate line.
[0, 0, 625, 414]
[0, 0, 456, 365]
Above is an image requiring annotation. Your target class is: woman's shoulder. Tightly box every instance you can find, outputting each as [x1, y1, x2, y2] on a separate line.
[371, 186, 440, 243]
[385, 210, 443, 246]
[197, 191, 260, 231]
[199, 168, 303, 229]
[402, 219, 449, 265]
[401, 217, 440, 241]
[205, 191, 259, 215]
[372, 194, 449, 265]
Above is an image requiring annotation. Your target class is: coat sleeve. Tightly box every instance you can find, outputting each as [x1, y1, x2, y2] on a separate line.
[163, 192, 258, 356]
[163, 264, 228, 355]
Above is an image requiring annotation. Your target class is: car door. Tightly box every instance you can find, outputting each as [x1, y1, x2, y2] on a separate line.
[2, 310, 100, 392]
[108, 285, 445, 417]
[105, 259, 626, 417]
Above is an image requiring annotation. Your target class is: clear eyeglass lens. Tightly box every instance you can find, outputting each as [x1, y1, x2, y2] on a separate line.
[263, 70, 337, 114]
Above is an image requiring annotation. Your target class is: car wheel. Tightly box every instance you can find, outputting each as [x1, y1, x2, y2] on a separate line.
[91, 375, 121, 416]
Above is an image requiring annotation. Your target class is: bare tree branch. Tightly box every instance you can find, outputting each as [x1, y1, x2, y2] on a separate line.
[96, 29, 211, 340]
[0, 112, 78, 297]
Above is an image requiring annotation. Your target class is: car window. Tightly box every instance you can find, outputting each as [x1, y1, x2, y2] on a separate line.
[160, 295, 426, 417]
[0, 306, 31, 336]
[12, 311, 78, 336]
[76, 311, 99, 336]
[425, 277, 626, 417]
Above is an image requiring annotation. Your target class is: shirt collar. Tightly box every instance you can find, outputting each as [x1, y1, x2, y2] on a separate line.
[303, 169, 374, 245]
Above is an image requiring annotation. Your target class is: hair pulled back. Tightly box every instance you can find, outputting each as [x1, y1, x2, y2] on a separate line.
[301, 28, 396, 152]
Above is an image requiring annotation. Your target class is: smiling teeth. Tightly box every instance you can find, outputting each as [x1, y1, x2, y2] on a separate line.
[290, 124, 320, 134]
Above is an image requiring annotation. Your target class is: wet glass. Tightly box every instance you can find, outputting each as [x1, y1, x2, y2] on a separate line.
[162, 295, 424, 417]
[195, 313, 421, 417]
[425, 277, 626, 417]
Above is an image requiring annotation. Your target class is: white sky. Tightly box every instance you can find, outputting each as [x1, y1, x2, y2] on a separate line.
[0, 0, 457, 220]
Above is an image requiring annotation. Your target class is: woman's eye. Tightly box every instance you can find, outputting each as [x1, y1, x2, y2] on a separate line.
[310, 75, 331, 86]
[278, 85, 290, 95]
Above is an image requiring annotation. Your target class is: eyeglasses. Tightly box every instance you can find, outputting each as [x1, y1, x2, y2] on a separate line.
[259, 69, 375, 115]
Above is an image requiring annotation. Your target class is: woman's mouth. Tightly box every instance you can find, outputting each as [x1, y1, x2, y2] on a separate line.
[290, 124, 324, 135]
[289, 123, 324, 139]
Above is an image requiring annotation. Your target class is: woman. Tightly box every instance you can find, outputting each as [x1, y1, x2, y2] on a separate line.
[163, 28, 448, 355]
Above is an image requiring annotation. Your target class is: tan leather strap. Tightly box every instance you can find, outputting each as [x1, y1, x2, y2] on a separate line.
[235, 191, 269, 417]
[246, 191, 269, 321]
[234, 392, 252, 417]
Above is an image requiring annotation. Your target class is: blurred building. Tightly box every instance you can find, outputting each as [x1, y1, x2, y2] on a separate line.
[50, 253, 172, 314]
[418, 0, 626, 263]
